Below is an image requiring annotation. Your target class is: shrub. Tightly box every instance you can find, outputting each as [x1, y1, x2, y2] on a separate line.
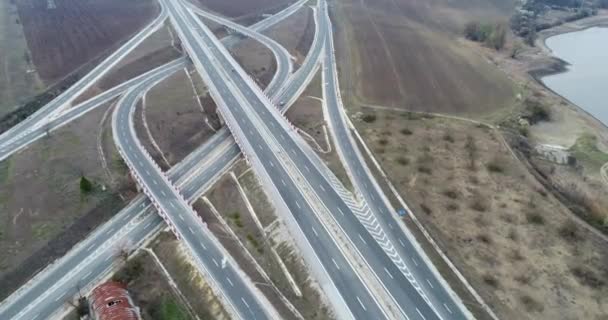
[520, 295, 544, 312]
[378, 138, 388, 146]
[113, 256, 144, 284]
[420, 203, 432, 215]
[442, 189, 459, 199]
[362, 114, 377, 123]
[417, 166, 432, 175]
[482, 274, 499, 288]
[558, 220, 581, 242]
[442, 133, 455, 143]
[400, 128, 413, 135]
[486, 159, 505, 173]
[570, 265, 605, 288]
[396, 156, 409, 166]
[526, 211, 545, 225]
[477, 233, 492, 244]
[470, 197, 487, 212]
[446, 203, 459, 211]
[80, 176, 93, 194]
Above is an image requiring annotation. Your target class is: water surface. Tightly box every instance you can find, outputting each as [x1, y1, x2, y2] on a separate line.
[542, 27, 608, 125]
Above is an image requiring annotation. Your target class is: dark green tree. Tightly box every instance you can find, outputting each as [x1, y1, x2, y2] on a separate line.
[80, 176, 93, 194]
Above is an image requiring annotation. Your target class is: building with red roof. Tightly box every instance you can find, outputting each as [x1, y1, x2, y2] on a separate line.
[89, 281, 141, 320]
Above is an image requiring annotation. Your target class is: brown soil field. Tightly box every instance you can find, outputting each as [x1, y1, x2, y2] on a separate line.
[137, 68, 217, 168]
[334, 0, 517, 116]
[231, 37, 277, 89]
[353, 108, 608, 319]
[0, 0, 44, 118]
[192, 0, 291, 19]
[0, 101, 135, 300]
[17, 0, 159, 84]
[264, 6, 314, 65]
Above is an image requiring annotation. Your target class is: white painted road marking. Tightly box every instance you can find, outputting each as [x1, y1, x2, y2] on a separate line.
[226, 277, 234, 287]
[213, 258, 219, 267]
[426, 279, 434, 289]
[384, 267, 394, 279]
[295, 201, 301, 209]
[356, 296, 367, 311]
[331, 258, 340, 270]
[358, 234, 367, 244]
[312, 227, 318, 237]
[241, 297, 251, 309]
[416, 307, 426, 320]
[443, 303, 453, 314]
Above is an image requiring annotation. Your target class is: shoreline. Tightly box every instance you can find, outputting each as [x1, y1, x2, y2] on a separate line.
[527, 14, 608, 136]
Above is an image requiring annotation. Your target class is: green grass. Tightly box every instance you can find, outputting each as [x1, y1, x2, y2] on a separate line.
[31, 222, 60, 241]
[569, 134, 608, 170]
[156, 297, 190, 320]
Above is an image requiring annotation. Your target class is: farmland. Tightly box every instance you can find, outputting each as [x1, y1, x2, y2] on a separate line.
[334, 0, 517, 117]
[16, 0, 159, 84]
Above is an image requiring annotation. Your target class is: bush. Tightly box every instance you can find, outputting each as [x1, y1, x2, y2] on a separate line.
[80, 176, 93, 194]
[486, 159, 505, 173]
[446, 203, 459, 211]
[526, 211, 545, 225]
[464, 21, 506, 50]
[442, 133, 455, 143]
[113, 256, 144, 284]
[477, 233, 492, 244]
[442, 189, 459, 199]
[570, 265, 605, 288]
[520, 295, 544, 312]
[400, 128, 413, 135]
[417, 166, 432, 175]
[231, 212, 243, 228]
[558, 220, 581, 242]
[470, 197, 487, 212]
[378, 138, 388, 146]
[420, 203, 432, 215]
[482, 274, 499, 288]
[362, 114, 377, 123]
[396, 156, 409, 166]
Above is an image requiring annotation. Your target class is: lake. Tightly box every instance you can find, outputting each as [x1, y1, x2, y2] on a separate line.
[542, 27, 608, 126]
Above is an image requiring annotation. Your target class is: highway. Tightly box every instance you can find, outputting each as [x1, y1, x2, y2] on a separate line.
[320, 6, 470, 319]
[0, 1, 315, 318]
[0, 59, 186, 162]
[185, 1, 293, 97]
[163, 0, 389, 318]
[112, 71, 278, 319]
[178, 0, 444, 318]
[0, 0, 307, 164]
[0, 4, 168, 149]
